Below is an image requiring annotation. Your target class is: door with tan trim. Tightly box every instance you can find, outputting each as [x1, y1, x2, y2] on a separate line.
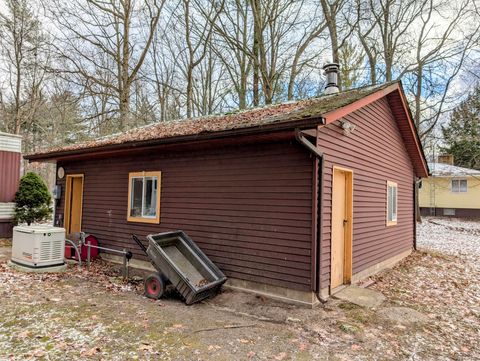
[64, 175, 84, 235]
[331, 167, 353, 289]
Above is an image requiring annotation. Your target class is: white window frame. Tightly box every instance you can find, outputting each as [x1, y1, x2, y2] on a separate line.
[451, 179, 467, 193]
[386, 181, 398, 226]
[127, 171, 161, 224]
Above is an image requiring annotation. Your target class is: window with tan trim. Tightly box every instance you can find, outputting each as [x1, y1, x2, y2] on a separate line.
[386, 181, 398, 226]
[127, 171, 161, 223]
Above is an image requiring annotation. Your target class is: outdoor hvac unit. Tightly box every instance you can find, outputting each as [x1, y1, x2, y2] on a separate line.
[11, 226, 65, 268]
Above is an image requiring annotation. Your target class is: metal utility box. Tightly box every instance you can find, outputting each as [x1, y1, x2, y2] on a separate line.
[12, 225, 65, 268]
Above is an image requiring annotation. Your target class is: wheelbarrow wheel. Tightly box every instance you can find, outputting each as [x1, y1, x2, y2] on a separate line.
[144, 272, 165, 299]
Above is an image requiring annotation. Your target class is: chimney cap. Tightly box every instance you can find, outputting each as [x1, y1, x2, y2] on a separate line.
[323, 62, 340, 95]
[323, 62, 340, 72]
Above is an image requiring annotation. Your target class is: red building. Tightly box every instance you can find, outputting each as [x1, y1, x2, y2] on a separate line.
[0, 132, 22, 237]
[26, 81, 428, 306]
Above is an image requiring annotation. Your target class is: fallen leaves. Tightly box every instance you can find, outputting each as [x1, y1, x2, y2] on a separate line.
[138, 343, 153, 352]
[81, 347, 101, 356]
[0, 218, 479, 360]
[274, 351, 287, 360]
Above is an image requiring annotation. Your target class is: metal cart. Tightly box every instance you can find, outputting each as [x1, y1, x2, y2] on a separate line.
[132, 231, 227, 305]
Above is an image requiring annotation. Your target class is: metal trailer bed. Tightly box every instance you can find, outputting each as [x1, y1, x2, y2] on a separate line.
[132, 231, 227, 305]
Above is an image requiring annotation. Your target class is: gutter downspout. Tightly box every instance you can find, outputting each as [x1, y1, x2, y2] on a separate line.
[295, 128, 328, 303]
[414, 177, 422, 251]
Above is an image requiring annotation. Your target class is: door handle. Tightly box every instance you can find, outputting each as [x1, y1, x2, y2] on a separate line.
[343, 219, 348, 226]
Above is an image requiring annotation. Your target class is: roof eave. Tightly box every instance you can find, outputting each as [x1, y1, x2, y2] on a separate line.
[25, 115, 326, 162]
[322, 81, 429, 178]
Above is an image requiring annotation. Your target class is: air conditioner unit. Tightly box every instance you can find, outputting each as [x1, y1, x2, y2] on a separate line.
[11, 225, 65, 268]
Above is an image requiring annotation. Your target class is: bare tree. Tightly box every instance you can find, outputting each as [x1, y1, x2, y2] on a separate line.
[204, 0, 326, 105]
[338, 42, 365, 89]
[209, 0, 253, 109]
[47, 0, 164, 130]
[319, 0, 358, 89]
[354, 0, 379, 84]
[173, 0, 220, 118]
[406, 0, 480, 139]
[287, 4, 327, 99]
[370, 0, 423, 82]
[0, 0, 44, 134]
[149, 34, 181, 122]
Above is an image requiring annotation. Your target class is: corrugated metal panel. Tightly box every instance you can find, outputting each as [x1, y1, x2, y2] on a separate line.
[0, 203, 15, 219]
[318, 97, 415, 286]
[0, 151, 21, 202]
[56, 141, 314, 291]
[0, 132, 22, 153]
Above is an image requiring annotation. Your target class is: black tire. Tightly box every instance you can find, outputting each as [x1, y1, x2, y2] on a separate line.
[144, 272, 165, 300]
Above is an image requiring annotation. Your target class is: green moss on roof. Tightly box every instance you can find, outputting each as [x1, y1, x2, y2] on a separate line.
[26, 81, 398, 159]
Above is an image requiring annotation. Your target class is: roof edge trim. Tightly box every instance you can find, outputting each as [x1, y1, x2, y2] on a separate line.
[322, 82, 400, 123]
[25, 116, 322, 162]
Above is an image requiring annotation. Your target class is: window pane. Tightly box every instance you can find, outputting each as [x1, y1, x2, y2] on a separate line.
[452, 180, 459, 192]
[387, 185, 397, 222]
[392, 187, 397, 221]
[460, 180, 467, 192]
[387, 186, 393, 221]
[130, 178, 143, 217]
[143, 177, 157, 217]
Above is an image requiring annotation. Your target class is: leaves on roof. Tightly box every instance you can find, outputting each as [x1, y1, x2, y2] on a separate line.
[27, 82, 395, 158]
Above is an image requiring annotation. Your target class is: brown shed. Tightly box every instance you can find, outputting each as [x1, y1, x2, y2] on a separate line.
[26, 81, 428, 306]
[0, 132, 22, 237]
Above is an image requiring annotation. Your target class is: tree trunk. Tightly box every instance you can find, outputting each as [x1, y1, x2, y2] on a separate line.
[320, 0, 341, 89]
[252, 0, 260, 106]
[186, 64, 194, 118]
[120, 0, 132, 130]
[414, 65, 423, 127]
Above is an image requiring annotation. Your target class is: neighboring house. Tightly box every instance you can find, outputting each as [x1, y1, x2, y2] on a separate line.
[419, 161, 480, 217]
[0, 132, 22, 237]
[25, 80, 428, 306]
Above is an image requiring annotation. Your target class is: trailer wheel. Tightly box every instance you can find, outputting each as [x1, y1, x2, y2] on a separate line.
[145, 273, 165, 299]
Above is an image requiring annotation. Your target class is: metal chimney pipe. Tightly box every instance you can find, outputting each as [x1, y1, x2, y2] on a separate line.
[323, 63, 340, 94]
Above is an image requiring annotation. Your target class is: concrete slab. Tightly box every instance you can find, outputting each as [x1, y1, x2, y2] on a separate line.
[377, 307, 429, 324]
[7, 261, 67, 273]
[333, 285, 385, 308]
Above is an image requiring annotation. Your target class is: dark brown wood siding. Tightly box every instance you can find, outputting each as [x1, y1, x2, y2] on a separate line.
[318, 97, 415, 286]
[56, 141, 314, 291]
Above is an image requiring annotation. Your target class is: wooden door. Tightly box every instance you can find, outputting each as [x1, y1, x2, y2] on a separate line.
[64, 175, 84, 235]
[331, 167, 353, 289]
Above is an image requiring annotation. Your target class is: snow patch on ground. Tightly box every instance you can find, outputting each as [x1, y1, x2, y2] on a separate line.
[417, 217, 480, 261]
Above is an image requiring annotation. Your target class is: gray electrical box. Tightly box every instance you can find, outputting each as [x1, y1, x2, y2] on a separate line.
[53, 185, 62, 200]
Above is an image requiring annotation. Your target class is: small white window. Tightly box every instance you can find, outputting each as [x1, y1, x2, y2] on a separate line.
[387, 181, 397, 226]
[127, 171, 161, 223]
[443, 208, 456, 216]
[451, 179, 467, 193]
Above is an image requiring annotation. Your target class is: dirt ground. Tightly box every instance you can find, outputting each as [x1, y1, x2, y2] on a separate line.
[0, 218, 479, 360]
